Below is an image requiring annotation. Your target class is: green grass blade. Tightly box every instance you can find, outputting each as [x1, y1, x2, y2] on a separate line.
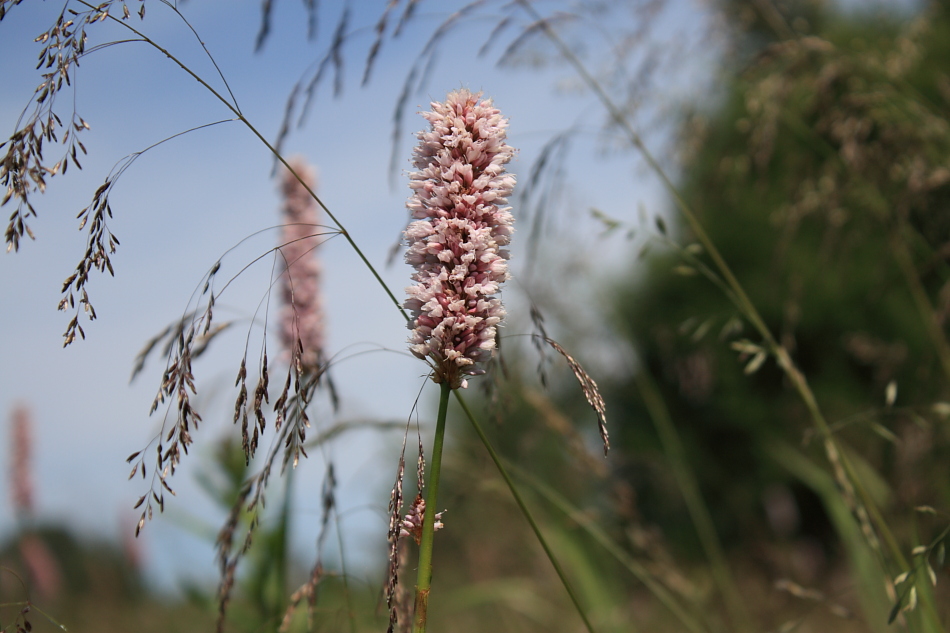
[455, 391, 599, 633]
[502, 460, 709, 633]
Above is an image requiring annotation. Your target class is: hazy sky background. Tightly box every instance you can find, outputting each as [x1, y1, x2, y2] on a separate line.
[0, 0, 715, 592]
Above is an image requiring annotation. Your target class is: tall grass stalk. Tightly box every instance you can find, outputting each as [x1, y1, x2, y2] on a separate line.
[633, 370, 750, 632]
[455, 393, 597, 633]
[503, 458, 710, 633]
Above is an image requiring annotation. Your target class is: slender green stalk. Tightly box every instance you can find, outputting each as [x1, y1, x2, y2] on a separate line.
[334, 513, 357, 633]
[273, 467, 292, 622]
[412, 382, 452, 633]
[454, 392, 598, 633]
[635, 370, 751, 632]
[890, 223, 950, 383]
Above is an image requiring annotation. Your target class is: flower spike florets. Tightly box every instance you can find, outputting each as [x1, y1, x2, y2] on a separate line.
[279, 158, 324, 374]
[404, 89, 516, 389]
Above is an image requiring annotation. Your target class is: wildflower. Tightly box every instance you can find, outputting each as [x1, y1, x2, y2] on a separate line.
[404, 89, 516, 389]
[279, 158, 324, 374]
[10, 403, 33, 518]
[19, 535, 62, 600]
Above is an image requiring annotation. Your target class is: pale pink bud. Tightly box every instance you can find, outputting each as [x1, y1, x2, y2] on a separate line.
[404, 89, 515, 389]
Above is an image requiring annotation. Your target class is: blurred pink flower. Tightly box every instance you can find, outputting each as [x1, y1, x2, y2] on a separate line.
[19, 535, 62, 600]
[279, 158, 325, 374]
[10, 403, 33, 518]
[404, 89, 516, 389]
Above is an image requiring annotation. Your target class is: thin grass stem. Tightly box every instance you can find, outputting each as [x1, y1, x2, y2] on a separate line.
[454, 392, 598, 633]
[890, 221, 950, 383]
[634, 369, 750, 632]
[334, 512, 357, 633]
[412, 381, 451, 633]
[77, 0, 408, 322]
[503, 459, 710, 633]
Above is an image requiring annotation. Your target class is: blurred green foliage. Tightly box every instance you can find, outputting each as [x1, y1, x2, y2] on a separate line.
[0, 525, 216, 633]
[613, 0, 950, 550]
[432, 1, 950, 630]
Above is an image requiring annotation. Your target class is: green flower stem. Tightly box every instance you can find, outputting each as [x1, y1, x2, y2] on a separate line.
[412, 381, 452, 633]
[454, 392, 597, 633]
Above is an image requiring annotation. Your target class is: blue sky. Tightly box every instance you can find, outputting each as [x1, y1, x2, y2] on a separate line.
[0, 0, 706, 592]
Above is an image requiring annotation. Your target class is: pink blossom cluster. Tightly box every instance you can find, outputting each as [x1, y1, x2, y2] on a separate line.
[279, 158, 324, 374]
[404, 89, 516, 389]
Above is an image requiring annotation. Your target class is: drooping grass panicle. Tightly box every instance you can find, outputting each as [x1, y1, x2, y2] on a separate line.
[213, 203, 333, 627]
[404, 88, 516, 390]
[1, 2, 103, 254]
[384, 426, 410, 633]
[121, 153, 335, 559]
[542, 337, 609, 456]
[280, 462, 338, 632]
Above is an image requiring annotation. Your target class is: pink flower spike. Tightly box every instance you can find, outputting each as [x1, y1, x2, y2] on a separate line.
[279, 158, 325, 374]
[404, 89, 516, 389]
[10, 403, 34, 518]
